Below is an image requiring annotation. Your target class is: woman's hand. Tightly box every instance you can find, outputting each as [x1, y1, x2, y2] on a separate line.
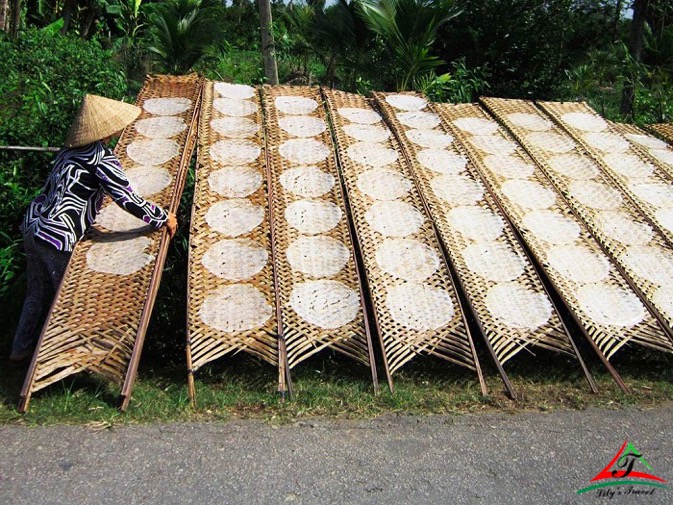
[165, 212, 178, 239]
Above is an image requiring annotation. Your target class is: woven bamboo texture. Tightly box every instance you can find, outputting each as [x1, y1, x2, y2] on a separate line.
[323, 89, 483, 384]
[647, 123, 673, 144]
[538, 101, 673, 249]
[261, 86, 376, 374]
[611, 121, 673, 181]
[20, 74, 202, 410]
[373, 92, 577, 368]
[186, 81, 279, 377]
[488, 99, 673, 333]
[432, 99, 672, 358]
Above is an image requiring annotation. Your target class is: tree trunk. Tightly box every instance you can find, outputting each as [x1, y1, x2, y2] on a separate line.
[620, 0, 650, 119]
[9, 0, 19, 37]
[61, 0, 75, 35]
[0, 0, 9, 33]
[80, 2, 97, 39]
[258, 0, 279, 85]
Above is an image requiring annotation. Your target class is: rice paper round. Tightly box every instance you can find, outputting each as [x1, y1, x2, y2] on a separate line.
[448, 206, 505, 241]
[583, 132, 630, 153]
[202, 239, 268, 281]
[208, 166, 262, 198]
[506, 113, 553, 132]
[375, 238, 440, 282]
[524, 132, 576, 154]
[357, 169, 412, 201]
[595, 210, 654, 246]
[485, 282, 552, 330]
[568, 181, 624, 210]
[279, 166, 335, 198]
[576, 282, 645, 327]
[135, 117, 187, 139]
[211, 117, 259, 139]
[386, 283, 454, 330]
[210, 139, 261, 166]
[560, 112, 608, 132]
[462, 242, 526, 282]
[87, 236, 154, 275]
[452, 117, 499, 135]
[431, 174, 485, 206]
[286, 235, 350, 278]
[483, 155, 536, 179]
[365, 201, 425, 237]
[275, 96, 319, 115]
[213, 97, 257, 117]
[127, 139, 180, 166]
[279, 138, 331, 164]
[501, 179, 556, 210]
[285, 199, 342, 234]
[200, 284, 272, 333]
[337, 107, 382, 125]
[417, 149, 467, 175]
[290, 280, 360, 329]
[214, 82, 256, 100]
[547, 154, 600, 180]
[546, 244, 610, 283]
[385, 94, 428, 111]
[143, 97, 192, 116]
[205, 199, 265, 237]
[522, 210, 580, 245]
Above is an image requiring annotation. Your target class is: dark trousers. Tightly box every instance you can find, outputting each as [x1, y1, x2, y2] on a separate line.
[11, 233, 71, 357]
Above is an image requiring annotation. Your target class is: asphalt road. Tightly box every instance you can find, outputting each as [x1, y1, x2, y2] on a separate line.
[1, 406, 672, 504]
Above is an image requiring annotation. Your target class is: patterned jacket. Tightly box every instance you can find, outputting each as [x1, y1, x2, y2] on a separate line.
[23, 141, 168, 251]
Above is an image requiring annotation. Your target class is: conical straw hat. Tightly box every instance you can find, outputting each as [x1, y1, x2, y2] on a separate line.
[65, 94, 141, 148]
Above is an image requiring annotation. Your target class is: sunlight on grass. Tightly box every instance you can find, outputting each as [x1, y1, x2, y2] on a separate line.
[2, 347, 672, 426]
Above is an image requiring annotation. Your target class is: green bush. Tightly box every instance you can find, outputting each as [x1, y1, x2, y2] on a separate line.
[0, 28, 127, 306]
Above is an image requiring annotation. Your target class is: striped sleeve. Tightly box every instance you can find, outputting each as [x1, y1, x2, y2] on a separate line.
[95, 149, 168, 229]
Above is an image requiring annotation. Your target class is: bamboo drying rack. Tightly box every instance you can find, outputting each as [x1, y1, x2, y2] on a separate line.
[19, 74, 203, 412]
[186, 81, 284, 401]
[323, 89, 485, 394]
[261, 85, 378, 391]
[538, 101, 673, 249]
[440, 99, 670, 391]
[476, 98, 673, 379]
[372, 92, 595, 397]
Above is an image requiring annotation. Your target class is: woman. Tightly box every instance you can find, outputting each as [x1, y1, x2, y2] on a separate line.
[9, 94, 178, 362]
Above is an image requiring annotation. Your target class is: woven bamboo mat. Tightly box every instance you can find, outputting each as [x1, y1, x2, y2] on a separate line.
[323, 89, 484, 391]
[611, 121, 673, 181]
[372, 92, 586, 394]
[260, 86, 377, 382]
[432, 99, 673, 366]
[186, 81, 280, 393]
[538, 101, 673, 249]
[20, 74, 203, 411]
[484, 98, 673, 333]
[647, 123, 673, 144]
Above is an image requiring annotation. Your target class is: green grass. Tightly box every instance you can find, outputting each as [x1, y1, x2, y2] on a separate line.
[2, 344, 672, 427]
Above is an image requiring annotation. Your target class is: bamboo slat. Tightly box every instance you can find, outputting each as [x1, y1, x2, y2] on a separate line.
[472, 98, 673, 359]
[483, 98, 673, 335]
[373, 92, 588, 394]
[611, 121, 673, 181]
[19, 74, 203, 412]
[186, 82, 280, 395]
[323, 89, 484, 392]
[647, 123, 673, 144]
[260, 86, 377, 383]
[538, 101, 673, 249]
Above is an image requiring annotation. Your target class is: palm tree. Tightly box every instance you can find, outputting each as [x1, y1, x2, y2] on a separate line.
[147, 0, 224, 75]
[357, 0, 460, 90]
